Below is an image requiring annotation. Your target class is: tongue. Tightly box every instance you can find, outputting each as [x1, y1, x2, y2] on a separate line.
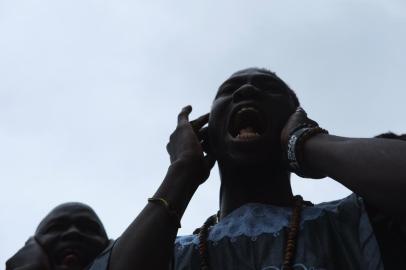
[237, 127, 259, 139]
[62, 254, 81, 267]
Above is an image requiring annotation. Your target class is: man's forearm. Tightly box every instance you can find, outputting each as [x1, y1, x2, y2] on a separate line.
[303, 134, 406, 216]
[110, 160, 202, 270]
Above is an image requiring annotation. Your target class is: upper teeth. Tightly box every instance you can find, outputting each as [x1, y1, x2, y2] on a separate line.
[237, 107, 257, 114]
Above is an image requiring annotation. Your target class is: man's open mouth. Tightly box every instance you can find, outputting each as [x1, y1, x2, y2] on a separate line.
[58, 248, 82, 268]
[229, 106, 267, 140]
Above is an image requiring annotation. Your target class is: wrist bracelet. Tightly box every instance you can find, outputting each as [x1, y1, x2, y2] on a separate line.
[286, 126, 328, 176]
[148, 197, 182, 228]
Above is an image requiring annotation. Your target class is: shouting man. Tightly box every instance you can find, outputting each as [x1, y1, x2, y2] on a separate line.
[90, 68, 406, 270]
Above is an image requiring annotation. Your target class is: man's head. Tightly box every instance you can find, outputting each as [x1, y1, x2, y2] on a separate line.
[208, 68, 299, 167]
[375, 132, 406, 141]
[35, 202, 108, 270]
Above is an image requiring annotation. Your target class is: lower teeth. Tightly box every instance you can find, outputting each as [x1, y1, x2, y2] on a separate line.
[237, 132, 259, 139]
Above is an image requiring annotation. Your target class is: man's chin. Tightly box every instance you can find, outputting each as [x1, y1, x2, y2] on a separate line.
[52, 254, 86, 270]
[226, 152, 264, 165]
[221, 149, 280, 167]
[223, 142, 279, 163]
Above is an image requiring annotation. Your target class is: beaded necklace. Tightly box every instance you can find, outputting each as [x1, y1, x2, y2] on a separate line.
[197, 195, 309, 270]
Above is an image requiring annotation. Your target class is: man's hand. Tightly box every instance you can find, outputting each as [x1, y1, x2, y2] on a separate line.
[166, 105, 215, 183]
[6, 237, 51, 270]
[281, 107, 326, 179]
[108, 106, 216, 270]
[280, 107, 318, 147]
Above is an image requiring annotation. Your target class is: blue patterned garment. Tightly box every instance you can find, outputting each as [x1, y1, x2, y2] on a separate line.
[88, 194, 384, 270]
[174, 194, 382, 270]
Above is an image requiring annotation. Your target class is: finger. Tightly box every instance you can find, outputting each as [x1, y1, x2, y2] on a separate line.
[33, 235, 45, 247]
[204, 154, 216, 171]
[190, 113, 209, 131]
[295, 106, 307, 115]
[177, 105, 192, 125]
[307, 119, 319, 127]
[166, 142, 171, 153]
[198, 127, 210, 153]
[294, 107, 319, 127]
[289, 106, 310, 125]
[197, 126, 209, 140]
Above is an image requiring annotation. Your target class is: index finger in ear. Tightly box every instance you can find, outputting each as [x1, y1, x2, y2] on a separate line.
[190, 113, 210, 131]
[178, 105, 192, 125]
[295, 106, 307, 115]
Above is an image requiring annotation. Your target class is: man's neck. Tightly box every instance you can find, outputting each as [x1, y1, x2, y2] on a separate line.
[218, 161, 294, 219]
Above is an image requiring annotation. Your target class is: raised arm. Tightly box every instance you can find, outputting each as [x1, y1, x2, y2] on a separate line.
[282, 108, 406, 218]
[109, 106, 215, 270]
[304, 133, 406, 217]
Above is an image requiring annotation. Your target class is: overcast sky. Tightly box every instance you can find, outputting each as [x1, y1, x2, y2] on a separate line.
[1, 0, 406, 264]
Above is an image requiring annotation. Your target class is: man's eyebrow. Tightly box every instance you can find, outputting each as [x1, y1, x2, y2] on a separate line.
[74, 216, 101, 225]
[40, 217, 68, 228]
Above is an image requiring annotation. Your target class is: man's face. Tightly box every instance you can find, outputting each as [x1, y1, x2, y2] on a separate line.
[208, 68, 297, 165]
[35, 203, 108, 270]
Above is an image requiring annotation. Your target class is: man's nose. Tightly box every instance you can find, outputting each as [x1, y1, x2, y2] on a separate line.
[232, 84, 260, 103]
[61, 225, 83, 240]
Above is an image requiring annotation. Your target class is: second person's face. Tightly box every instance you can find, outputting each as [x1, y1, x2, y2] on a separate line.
[35, 204, 108, 270]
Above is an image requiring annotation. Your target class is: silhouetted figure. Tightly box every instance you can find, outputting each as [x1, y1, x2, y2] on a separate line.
[89, 68, 406, 270]
[366, 132, 406, 269]
[6, 202, 111, 270]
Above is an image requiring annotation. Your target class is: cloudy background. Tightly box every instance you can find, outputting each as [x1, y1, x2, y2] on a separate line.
[1, 0, 405, 264]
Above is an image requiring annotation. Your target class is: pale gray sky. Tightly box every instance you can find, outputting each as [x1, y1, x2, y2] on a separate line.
[1, 0, 405, 264]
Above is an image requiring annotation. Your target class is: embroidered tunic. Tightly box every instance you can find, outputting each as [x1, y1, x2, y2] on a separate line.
[89, 195, 386, 270]
[173, 194, 382, 270]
